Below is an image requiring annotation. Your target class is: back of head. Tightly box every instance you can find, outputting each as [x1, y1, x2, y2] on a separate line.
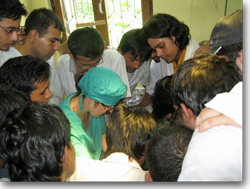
[0, 0, 27, 21]
[0, 84, 29, 125]
[77, 67, 127, 106]
[141, 13, 190, 51]
[146, 124, 193, 181]
[209, 10, 243, 54]
[105, 104, 156, 161]
[171, 53, 242, 116]
[152, 75, 175, 121]
[68, 27, 104, 60]
[118, 28, 152, 61]
[0, 102, 71, 181]
[0, 55, 50, 100]
[25, 8, 65, 37]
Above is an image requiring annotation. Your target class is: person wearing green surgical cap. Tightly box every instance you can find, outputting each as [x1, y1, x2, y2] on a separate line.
[59, 67, 127, 160]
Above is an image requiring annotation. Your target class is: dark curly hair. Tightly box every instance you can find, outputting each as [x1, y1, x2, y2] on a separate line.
[0, 102, 71, 181]
[141, 13, 190, 51]
[151, 75, 175, 121]
[0, 0, 27, 21]
[0, 55, 50, 101]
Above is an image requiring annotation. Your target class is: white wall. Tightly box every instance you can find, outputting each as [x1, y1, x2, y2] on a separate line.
[152, 0, 243, 43]
[20, 0, 52, 25]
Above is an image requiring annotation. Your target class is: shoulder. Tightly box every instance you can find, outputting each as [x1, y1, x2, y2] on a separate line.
[58, 54, 70, 63]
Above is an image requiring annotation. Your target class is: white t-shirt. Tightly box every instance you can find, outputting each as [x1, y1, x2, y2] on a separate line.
[178, 82, 242, 181]
[68, 153, 147, 181]
[0, 47, 64, 105]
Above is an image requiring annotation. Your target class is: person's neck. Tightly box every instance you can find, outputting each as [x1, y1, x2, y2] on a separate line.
[70, 95, 90, 132]
[14, 42, 33, 56]
[174, 50, 182, 63]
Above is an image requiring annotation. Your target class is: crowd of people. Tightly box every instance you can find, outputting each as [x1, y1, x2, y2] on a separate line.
[0, 0, 242, 182]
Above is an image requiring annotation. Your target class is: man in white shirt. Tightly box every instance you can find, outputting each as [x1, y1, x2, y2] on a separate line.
[58, 28, 153, 100]
[57, 27, 131, 98]
[140, 13, 199, 107]
[0, 8, 65, 105]
[171, 54, 242, 181]
[117, 28, 152, 95]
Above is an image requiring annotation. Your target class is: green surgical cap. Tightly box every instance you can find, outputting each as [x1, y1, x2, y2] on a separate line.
[78, 67, 127, 111]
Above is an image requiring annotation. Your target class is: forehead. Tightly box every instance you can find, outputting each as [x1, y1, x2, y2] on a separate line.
[0, 18, 21, 27]
[124, 52, 140, 59]
[147, 38, 165, 48]
[75, 54, 101, 63]
[43, 25, 62, 39]
[33, 79, 49, 90]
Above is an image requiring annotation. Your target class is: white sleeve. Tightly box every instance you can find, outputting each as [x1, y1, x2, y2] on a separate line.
[100, 50, 131, 98]
[205, 82, 242, 126]
[138, 60, 150, 87]
[47, 56, 64, 105]
[145, 60, 162, 95]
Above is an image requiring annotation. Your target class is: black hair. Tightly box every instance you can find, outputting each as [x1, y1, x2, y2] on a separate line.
[0, 55, 50, 100]
[141, 13, 190, 51]
[25, 8, 65, 37]
[0, 84, 29, 125]
[68, 27, 104, 60]
[0, 0, 27, 21]
[152, 75, 175, 121]
[0, 102, 71, 181]
[118, 28, 152, 61]
[146, 124, 193, 181]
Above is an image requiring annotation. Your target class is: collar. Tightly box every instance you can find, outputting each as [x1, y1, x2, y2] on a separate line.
[102, 152, 142, 169]
[69, 57, 77, 74]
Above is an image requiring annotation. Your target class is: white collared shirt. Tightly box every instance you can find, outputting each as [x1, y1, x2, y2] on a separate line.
[178, 82, 242, 181]
[68, 153, 147, 181]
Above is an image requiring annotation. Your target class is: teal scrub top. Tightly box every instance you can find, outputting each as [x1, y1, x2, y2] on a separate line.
[59, 93, 106, 160]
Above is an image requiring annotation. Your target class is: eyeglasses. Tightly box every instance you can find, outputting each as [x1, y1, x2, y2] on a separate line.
[74, 57, 103, 71]
[101, 103, 113, 114]
[0, 25, 23, 34]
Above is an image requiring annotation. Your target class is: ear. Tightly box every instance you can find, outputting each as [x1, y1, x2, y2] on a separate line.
[29, 30, 39, 44]
[145, 172, 153, 182]
[180, 103, 192, 120]
[236, 50, 243, 72]
[180, 103, 196, 129]
[118, 49, 123, 55]
[61, 146, 69, 166]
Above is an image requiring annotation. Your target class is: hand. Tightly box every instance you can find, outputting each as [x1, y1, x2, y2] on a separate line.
[194, 40, 210, 56]
[195, 107, 241, 132]
[17, 26, 26, 45]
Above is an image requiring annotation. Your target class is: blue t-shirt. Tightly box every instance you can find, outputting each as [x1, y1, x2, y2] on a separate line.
[59, 93, 106, 160]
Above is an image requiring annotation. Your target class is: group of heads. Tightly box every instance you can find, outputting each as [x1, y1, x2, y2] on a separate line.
[68, 26, 152, 75]
[0, 3, 67, 103]
[0, 100, 156, 181]
[147, 10, 243, 181]
[151, 9, 243, 126]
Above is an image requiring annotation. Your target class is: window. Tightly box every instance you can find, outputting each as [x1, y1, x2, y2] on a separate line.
[51, 0, 152, 48]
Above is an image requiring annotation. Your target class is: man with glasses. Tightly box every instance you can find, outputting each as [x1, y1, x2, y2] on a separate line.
[0, 0, 27, 52]
[0, 8, 65, 105]
[57, 27, 131, 98]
